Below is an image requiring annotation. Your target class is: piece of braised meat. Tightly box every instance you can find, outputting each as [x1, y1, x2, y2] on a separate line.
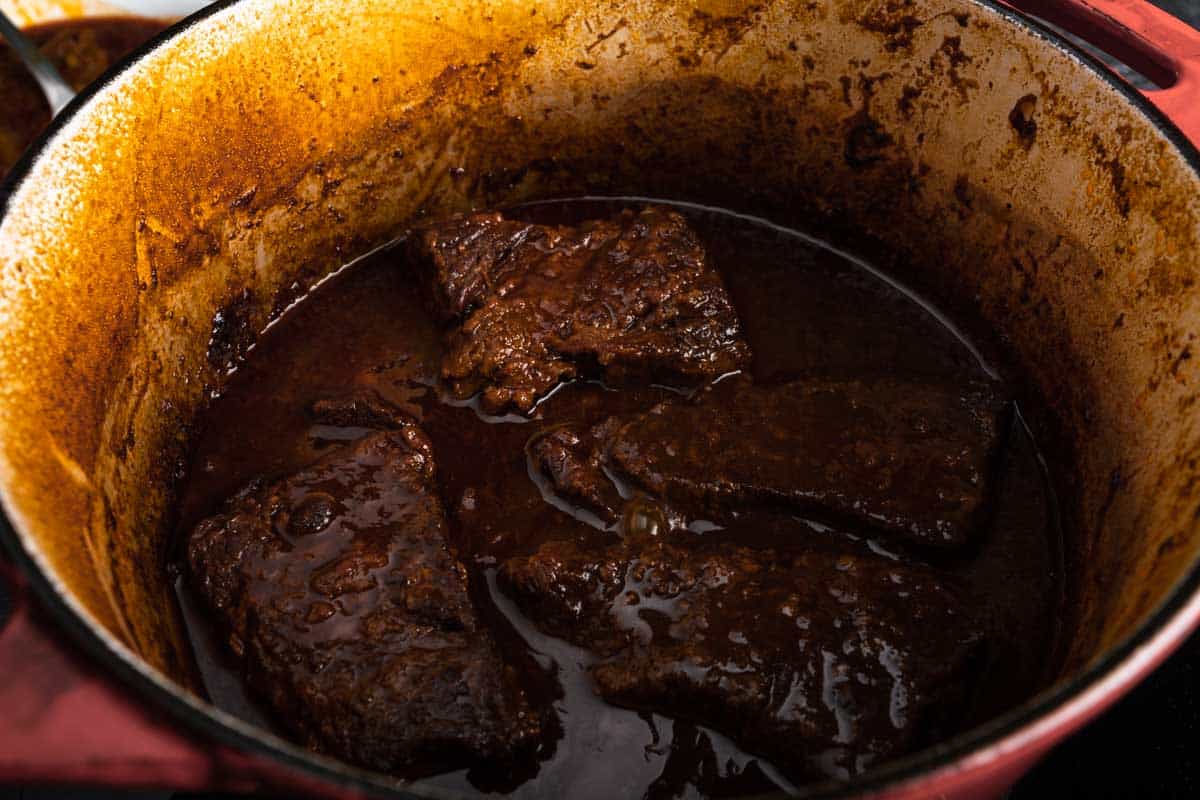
[188, 422, 542, 773]
[406, 207, 751, 413]
[610, 374, 1006, 549]
[308, 391, 419, 430]
[499, 525, 982, 780]
[526, 374, 1005, 550]
[527, 417, 626, 525]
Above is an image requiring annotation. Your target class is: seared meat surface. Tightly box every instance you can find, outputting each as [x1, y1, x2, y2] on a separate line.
[187, 422, 542, 773]
[610, 375, 1005, 549]
[529, 374, 1006, 549]
[407, 207, 750, 413]
[527, 417, 626, 525]
[499, 523, 982, 779]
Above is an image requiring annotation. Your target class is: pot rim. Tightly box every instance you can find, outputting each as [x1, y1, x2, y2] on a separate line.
[2, 1, 1199, 797]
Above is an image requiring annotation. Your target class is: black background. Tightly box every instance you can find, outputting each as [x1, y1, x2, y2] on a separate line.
[2, 0, 1200, 797]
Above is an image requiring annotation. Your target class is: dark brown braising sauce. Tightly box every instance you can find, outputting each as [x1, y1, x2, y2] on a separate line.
[173, 199, 1062, 797]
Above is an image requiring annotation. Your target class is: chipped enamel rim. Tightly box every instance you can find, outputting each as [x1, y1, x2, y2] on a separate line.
[1, 0, 1199, 797]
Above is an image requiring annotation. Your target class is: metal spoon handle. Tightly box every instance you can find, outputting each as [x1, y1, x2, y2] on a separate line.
[0, 10, 75, 116]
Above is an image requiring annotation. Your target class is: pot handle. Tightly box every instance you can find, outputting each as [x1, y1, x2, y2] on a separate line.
[1002, 0, 1200, 144]
[0, 558, 275, 793]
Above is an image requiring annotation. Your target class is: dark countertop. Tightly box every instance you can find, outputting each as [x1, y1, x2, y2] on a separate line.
[3, 1, 1200, 798]
[1013, 629, 1200, 798]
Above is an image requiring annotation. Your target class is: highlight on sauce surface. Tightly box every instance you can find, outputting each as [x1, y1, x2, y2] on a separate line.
[173, 198, 1063, 797]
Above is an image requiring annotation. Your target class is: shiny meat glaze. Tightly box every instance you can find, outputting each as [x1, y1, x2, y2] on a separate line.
[187, 422, 543, 775]
[500, 521, 982, 780]
[606, 374, 1006, 550]
[407, 207, 750, 413]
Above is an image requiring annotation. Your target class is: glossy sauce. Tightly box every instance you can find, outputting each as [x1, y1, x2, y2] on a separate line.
[173, 198, 1063, 797]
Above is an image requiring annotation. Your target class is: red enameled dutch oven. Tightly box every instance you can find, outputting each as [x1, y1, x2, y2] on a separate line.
[2, 0, 1200, 796]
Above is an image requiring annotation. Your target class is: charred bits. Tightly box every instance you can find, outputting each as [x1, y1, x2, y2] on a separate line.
[953, 174, 974, 218]
[207, 288, 256, 373]
[1090, 134, 1131, 217]
[845, 108, 893, 168]
[854, 0, 923, 52]
[1009, 94, 1038, 150]
[898, 85, 921, 117]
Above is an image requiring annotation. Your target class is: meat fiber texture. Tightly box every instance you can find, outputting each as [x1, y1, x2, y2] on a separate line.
[188, 411, 542, 773]
[500, 519, 982, 780]
[406, 207, 750, 414]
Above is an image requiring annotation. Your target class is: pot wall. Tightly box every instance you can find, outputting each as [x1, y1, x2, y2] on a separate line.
[1, 0, 1200, 788]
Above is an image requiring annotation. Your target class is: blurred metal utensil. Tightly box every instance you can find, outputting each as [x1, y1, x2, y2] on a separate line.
[0, 9, 75, 116]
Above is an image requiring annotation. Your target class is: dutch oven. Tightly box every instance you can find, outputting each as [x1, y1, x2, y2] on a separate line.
[2, 0, 1200, 796]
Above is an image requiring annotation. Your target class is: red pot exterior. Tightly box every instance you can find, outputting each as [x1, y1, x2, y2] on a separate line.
[0, 560, 381, 797]
[0, 561, 268, 794]
[1003, 0, 1200, 142]
[2, 0, 1200, 798]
